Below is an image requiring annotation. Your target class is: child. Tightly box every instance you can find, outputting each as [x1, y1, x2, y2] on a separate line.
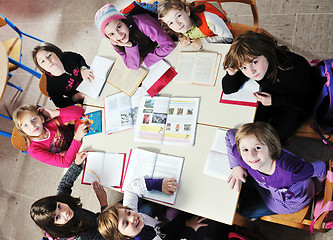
[32, 42, 94, 108]
[94, 4, 175, 70]
[158, 0, 233, 50]
[222, 31, 325, 143]
[225, 122, 327, 218]
[97, 177, 215, 240]
[30, 152, 107, 240]
[13, 105, 88, 168]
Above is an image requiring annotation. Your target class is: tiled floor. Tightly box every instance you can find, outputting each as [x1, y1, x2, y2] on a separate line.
[0, 0, 332, 239]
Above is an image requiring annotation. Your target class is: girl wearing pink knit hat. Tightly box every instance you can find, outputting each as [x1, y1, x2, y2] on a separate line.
[95, 4, 175, 70]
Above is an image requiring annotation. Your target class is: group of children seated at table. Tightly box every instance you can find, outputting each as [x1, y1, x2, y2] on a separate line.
[10, 1, 328, 239]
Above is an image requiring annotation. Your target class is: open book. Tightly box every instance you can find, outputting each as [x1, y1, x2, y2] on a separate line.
[134, 96, 200, 145]
[174, 51, 221, 86]
[81, 152, 126, 188]
[203, 128, 232, 181]
[76, 56, 114, 99]
[122, 148, 184, 205]
[141, 60, 177, 97]
[220, 79, 260, 107]
[107, 57, 148, 96]
[104, 88, 149, 134]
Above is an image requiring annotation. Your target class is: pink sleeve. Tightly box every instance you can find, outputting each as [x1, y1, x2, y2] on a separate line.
[28, 139, 82, 168]
[113, 44, 141, 70]
[56, 106, 85, 124]
[135, 14, 175, 67]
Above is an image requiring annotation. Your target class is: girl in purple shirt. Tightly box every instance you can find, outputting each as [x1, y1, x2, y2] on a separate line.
[226, 122, 326, 218]
[95, 4, 175, 70]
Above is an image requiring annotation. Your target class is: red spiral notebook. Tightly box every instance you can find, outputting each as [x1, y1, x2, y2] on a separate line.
[121, 148, 184, 205]
[220, 79, 260, 107]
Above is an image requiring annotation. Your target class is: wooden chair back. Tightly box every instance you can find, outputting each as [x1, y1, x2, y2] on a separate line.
[39, 73, 49, 97]
[11, 126, 28, 152]
[261, 159, 333, 232]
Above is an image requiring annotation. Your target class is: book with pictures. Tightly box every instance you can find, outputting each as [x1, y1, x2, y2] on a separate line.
[174, 51, 221, 86]
[76, 110, 102, 136]
[107, 57, 148, 97]
[134, 96, 200, 146]
[220, 79, 260, 107]
[104, 89, 149, 134]
[76, 55, 114, 99]
[122, 148, 184, 205]
[82, 152, 126, 188]
[203, 128, 232, 181]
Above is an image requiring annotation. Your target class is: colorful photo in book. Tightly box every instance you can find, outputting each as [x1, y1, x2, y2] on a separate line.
[76, 110, 102, 136]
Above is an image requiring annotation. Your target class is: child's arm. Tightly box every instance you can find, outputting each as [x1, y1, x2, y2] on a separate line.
[134, 14, 175, 68]
[222, 70, 249, 94]
[56, 152, 86, 195]
[93, 181, 108, 209]
[113, 45, 141, 70]
[54, 105, 85, 124]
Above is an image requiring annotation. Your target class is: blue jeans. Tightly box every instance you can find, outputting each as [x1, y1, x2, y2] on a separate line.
[238, 176, 276, 219]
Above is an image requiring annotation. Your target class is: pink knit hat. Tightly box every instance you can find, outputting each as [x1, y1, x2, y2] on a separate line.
[95, 4, 126, 37]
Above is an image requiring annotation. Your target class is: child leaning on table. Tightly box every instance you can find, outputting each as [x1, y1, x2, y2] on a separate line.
[158, 0, 233, 50]
[225, 122, 327, 219]
[94, 4, 175, 70]
[222, 31, 325, 143]
[30, 152, 107, 240]
[97, 177, 214, 240]
[13, 105, 89, 168]
[32, 42, 94, 108]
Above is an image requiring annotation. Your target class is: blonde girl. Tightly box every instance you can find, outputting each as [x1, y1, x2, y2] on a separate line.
[13, 105, 89, 167]
[158, 0, 233, 50]
[225, 122, 326, 218]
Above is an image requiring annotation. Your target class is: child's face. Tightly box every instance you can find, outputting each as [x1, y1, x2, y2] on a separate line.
[117, 208, 144, 237]
[20, 112, 44, 137]
[239, 134, 273, 173]
[104, 20, 130, 45]
[53, 202, 74, 225]
[239, 55, 269, 81]
[161, 7, 192, 34]
[36, 50, 63, 75]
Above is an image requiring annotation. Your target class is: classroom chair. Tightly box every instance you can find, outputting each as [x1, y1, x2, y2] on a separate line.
[260, 159, 333, 232]
[11, 126, 28, 152]
[39, 73, 49, 97]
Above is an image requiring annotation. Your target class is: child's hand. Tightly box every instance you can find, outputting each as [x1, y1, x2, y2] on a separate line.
[72, 92, 86, 102]
[93, 181, 108, 207]
[227, 166, 247, 192]
[226, 68, 238, 76]
[81, 69, 95, 83]
[162, 178, 178, 195]
[190, 39, 203, 50]
[185, 216, 208, 231]
[74, 151, 87, 165]
[74, 123, 89, 142]
[254, 92, 272, 106]
[38, 107, 59, 120]
[110, 38, 133, 47]
[179, 36, 191, 47]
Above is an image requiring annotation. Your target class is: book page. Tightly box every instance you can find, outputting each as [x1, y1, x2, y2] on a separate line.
[76, 56, 114, 99]
[122, 148, 157, 191]
[82, 152, 105, 184]
[107, 58, 148, 96]
[134, 96, 170, 144]
[220, 79, 260, 106]
[174, 52, 196, 83]
[191, 52, 218, 86]
[144, 154, 184, 204]
[203, 129, 232, 180]
[102, 153, 125, 188]
[104, 92, 133, 134]
[141, 60, 171, 90]
[131, 87, 149, 125]
[163, 98, 200, 146]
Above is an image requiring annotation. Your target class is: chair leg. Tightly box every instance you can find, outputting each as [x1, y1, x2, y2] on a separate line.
[7, 81, 23, 92]
[0, 130, 11, 138]
[8, 57, 41, 79]
[0, 114, 12, 120]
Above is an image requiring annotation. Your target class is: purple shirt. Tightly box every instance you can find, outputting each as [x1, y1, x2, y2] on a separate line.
[225, 129, 326, 214]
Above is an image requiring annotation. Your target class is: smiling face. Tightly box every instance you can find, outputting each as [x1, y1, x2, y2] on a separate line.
[104, 20, 130, 45]
[35, 50, 64, 76]
[53, 202, 74, 225]
[117, 208, 144, 237]
[239, 55, 269, 81]
[20, 112, 44, 137]
[239, 134, 274, 174]
[161, 7, 192, 33]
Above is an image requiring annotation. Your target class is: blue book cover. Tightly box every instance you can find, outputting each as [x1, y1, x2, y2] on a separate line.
[77, 110, 102, 136]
